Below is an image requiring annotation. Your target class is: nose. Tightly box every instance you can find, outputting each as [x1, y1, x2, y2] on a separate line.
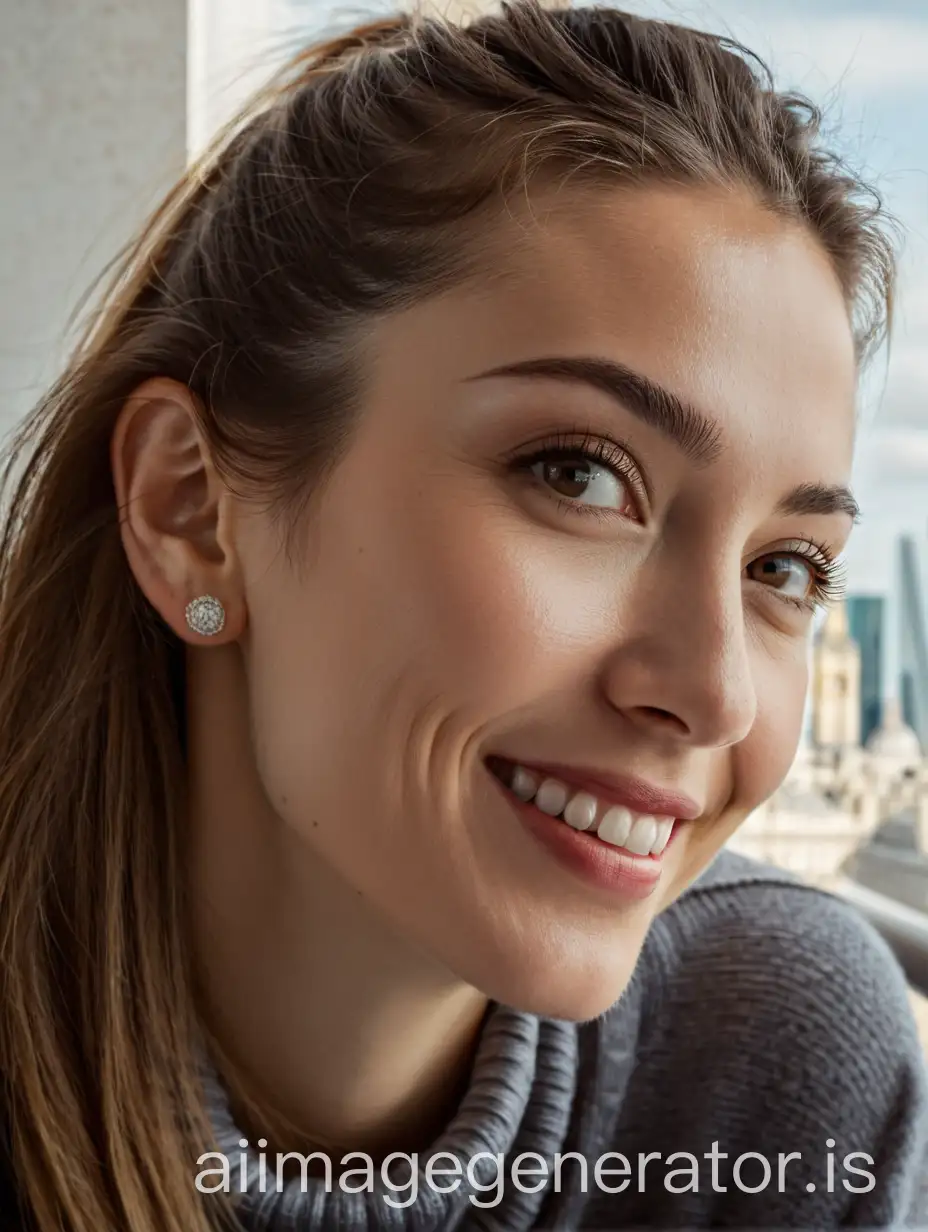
[600, 554, 757, 750]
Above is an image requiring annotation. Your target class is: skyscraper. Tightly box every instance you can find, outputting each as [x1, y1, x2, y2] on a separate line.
[847, 595, 884, 744]
[897, 535, 928, 747]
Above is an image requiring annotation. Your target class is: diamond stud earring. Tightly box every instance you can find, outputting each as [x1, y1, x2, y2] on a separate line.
[185, 595, 226, 637]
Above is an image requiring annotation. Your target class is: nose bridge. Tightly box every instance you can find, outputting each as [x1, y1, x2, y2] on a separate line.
[604, 544, 757, 748]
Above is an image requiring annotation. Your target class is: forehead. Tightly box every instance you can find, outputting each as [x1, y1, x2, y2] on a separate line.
[420, 181, 859, 477]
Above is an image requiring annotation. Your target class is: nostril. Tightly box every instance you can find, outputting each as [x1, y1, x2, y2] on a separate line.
[634, 705, 689, 735]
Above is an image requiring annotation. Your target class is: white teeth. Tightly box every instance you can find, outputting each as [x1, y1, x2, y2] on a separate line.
[535, 778, 569, 817]
[498, 761, 677, 858]
[650, 818, 674, 855]
[623, 816, 658, 856]
[562, 791, 598, 831]
[511, 766, 539, 801]
[597, 806, 632, 848]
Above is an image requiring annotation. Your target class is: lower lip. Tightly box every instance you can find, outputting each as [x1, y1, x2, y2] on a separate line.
[490, 771, 676, 900]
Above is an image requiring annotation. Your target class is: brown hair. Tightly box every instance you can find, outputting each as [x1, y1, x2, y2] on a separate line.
[0, 3, 896, 1228]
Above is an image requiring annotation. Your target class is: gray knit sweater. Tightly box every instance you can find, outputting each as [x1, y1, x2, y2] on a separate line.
[204, 850, 928, 1229]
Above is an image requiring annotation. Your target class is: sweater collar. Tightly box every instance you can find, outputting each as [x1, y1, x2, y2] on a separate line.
[202, 1001, 579, 1230]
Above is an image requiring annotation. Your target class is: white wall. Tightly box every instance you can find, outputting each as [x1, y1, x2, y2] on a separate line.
[0, 0, 187, 433]
[2, 0, 563, 438]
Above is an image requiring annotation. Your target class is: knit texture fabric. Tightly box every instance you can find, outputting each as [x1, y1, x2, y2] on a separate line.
[206, 1008, 578, 1231]
[201, 851, 928, 1230]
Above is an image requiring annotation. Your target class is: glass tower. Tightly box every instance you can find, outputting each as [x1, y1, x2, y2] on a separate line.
[847, 595, 884, 744]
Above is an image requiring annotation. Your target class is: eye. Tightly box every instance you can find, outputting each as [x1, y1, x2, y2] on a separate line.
[526, 454, 633, 512]
[508, 434, 645, 521]
[745, 542, 847, 615]
[747, 553, 816, 601]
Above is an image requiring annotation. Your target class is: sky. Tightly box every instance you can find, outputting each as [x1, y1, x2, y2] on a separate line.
[199, 0, 928, 602]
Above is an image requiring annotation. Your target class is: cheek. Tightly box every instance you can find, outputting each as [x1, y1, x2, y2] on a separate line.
[235, 490, 624, 839]
[731, 650, 809, 813]
[234, 505, 546, 824]
[668, 651, 808, 900]
[399, 501, 630, 712]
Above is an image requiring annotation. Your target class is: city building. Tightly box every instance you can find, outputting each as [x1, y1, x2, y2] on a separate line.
[810, 601, 861, 750]
[898, 536, 928, 746]
[847, 595, 884, 743]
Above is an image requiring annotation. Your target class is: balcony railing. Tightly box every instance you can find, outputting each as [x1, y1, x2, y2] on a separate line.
[836, 811, 928, 996]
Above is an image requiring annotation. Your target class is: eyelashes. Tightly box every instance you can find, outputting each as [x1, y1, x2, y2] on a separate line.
[773, 540, 848, 611]
[505, 426, 846, 615]
[506, 428, 647, 514]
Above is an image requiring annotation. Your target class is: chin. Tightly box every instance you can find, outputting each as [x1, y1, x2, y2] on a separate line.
[456, 938, 643, 1023]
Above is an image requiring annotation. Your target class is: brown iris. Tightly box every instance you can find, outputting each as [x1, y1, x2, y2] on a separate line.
[542, 460, 596, 499]
[747, 553, 813, 598]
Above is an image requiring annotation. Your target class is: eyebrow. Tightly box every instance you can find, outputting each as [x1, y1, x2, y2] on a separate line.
[466, 354, 859, 522]
[777, 482, 860, 523]
[466, 355, 723, 464]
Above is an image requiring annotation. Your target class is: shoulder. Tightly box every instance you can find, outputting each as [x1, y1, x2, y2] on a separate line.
[634, 847, 927, 1119]
[654, 848, 918, 1033]
[601, 851, 928, 1226]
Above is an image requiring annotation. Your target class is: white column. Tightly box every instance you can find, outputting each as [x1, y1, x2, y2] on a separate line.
[188, 0, 283, 162]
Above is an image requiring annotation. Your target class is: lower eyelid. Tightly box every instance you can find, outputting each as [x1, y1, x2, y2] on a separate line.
[743, 581, 818, 622]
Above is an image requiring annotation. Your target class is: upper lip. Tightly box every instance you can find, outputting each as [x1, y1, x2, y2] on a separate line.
[490, 756, 703, 821]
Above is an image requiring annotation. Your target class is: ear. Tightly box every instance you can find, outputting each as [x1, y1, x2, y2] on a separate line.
[111, 377, 247, 644]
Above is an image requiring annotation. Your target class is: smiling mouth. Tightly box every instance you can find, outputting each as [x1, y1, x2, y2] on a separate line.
[485, 755, 678, 859]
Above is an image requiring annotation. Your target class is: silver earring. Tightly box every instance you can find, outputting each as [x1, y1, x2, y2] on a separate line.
[185, 595, 226, 637]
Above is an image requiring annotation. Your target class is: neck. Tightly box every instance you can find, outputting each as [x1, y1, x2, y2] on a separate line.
[186, 645, 489, 1161]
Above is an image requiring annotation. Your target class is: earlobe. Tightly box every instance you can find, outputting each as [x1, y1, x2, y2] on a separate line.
[111, 377, 247, 644]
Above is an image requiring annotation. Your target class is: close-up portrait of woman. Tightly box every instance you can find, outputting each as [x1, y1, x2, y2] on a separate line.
[0, 1, 926, 1228]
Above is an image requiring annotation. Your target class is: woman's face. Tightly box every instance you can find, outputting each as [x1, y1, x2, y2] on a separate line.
[234, 183, 858, 1020]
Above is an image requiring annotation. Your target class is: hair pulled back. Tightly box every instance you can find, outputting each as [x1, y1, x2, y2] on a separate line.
[0, 5, 895, 1229]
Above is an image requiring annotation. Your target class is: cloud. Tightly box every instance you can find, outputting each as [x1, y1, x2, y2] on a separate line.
[874, 354, 928, 426]
[625, 3, 928, 94]
[844, 425, 928, 591]
[747, 17, 928, 93]
[857, 426, 928, 479]
[859, 267, 928, 427]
